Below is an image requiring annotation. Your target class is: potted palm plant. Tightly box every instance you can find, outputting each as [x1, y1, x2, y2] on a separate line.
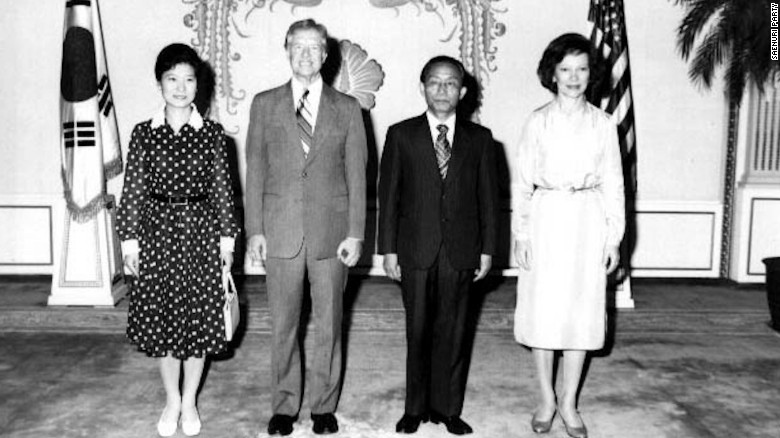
[673, 0, 780, 329]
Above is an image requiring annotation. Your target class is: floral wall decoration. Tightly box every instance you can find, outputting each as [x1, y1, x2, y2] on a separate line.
[183, 0, 385, 124]
[369, 0, 506, 91]
[183, 0, 246, 125]
[182, 0, 504, 122]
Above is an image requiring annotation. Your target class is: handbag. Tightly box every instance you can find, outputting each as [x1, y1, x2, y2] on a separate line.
[222, 270, 240, 341]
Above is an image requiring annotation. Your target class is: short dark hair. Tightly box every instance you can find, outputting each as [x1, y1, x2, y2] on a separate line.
[154, 43, 214, 115]
[537, 33, 605, 94]
[154, 43, 204, 81]
[284, 19, 328, 52]
[419, 55, 466, 84]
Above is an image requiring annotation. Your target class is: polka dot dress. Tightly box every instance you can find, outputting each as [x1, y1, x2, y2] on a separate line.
[117, 117, 238, 359]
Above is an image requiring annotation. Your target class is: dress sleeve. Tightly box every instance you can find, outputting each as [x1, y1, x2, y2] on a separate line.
[116, 124, 148, 252]
[511, 114, 538, 241]
[210, 125, 239, 245]
[601, 117, 625, 246]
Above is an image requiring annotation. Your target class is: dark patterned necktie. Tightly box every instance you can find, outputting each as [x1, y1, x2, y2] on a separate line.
[435, 124, 451, 178]
[296, 89, 313, 157]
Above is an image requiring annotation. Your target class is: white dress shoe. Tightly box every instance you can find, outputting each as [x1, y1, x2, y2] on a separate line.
[181, 408, 202, 436]
[157, 405, 180, 437]
[156, 415, 178, 437]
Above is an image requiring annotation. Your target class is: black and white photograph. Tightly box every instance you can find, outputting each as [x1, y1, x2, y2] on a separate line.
[0, 1, 779, 437]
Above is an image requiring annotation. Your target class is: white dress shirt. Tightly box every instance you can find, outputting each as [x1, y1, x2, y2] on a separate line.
[291, 76, 323, 131]
[425, 111, 456, 147]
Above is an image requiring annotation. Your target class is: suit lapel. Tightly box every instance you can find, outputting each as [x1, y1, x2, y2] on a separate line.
[307, 84, 337, 164]
[444, 121, 470, 184]
[413, 114, 443, 186]
[279, 82, 305, 164]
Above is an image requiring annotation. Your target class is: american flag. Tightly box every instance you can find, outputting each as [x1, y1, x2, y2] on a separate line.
[588, 0, 637, 193]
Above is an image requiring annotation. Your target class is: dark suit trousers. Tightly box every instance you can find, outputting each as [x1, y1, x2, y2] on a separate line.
[265, 241, 347, 416]
[401, 243, 473, 417]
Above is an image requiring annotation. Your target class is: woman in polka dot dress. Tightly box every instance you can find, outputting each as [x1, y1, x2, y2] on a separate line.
[116, 43, 238, 437]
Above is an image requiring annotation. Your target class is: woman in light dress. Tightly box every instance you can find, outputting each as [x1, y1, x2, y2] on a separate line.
[512, 33, 625, 438]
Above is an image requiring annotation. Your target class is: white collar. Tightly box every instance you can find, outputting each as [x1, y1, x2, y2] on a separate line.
[150, 104, 204, 130]
[291, 76, 324, 101]
[425, 111, 456, 133]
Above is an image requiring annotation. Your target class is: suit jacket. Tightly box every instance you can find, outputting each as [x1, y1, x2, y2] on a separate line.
[378, 113, 498, 270]
[245, 81, 367, 260]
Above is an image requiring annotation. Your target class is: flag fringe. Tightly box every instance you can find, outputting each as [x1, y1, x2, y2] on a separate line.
[65, 194, 107, 223]
[61, 169, 108, 223]
[104, 156, 123, 180]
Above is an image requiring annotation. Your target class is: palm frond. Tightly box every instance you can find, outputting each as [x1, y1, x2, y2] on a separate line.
[687, 20, 729, 89]
[739, 0, 776, 94]
[675, 0, 729, 59]
[675, 0, 779, 104]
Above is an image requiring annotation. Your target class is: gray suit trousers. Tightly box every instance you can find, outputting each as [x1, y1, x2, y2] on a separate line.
[265, 241, 347, 415]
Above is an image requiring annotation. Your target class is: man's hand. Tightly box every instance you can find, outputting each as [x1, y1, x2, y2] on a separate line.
[383, 253, 402, 281]
[604, 244, 620, 275]
[337, 238, 362, 267]
[473, 254, 492, 282]
[514, 239, 533, 270]
[247, 234, 267, 265]
[123, 253, 139, 277]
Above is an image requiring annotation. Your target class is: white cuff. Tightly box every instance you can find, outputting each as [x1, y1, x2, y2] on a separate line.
[121, 239, 139, 255]
[220, 236, 235, 252]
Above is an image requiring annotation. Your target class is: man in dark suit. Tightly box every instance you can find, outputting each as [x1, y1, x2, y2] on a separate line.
[245, 19, 367, 436]
[378, 56, 498, 435]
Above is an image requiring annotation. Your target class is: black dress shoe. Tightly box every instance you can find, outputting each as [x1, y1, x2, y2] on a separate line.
[430, 412, 473, 435]
[311, 413, 339, 435]
[268, 414, 296, 436]
[395, 413, 429, 433]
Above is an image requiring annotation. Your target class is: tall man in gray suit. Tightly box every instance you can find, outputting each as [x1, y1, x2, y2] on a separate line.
[245, 19, 367, 436]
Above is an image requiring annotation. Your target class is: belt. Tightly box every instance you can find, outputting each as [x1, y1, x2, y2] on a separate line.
[536, 185, 599, 193]
[150, 193, 208, 205]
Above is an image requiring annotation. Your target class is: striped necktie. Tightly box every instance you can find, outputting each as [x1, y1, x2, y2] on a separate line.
[435, 124, 451, 178]
[296, 89, 313, 157]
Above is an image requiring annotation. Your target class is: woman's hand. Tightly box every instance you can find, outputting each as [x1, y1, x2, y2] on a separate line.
[221, 251, 234, 272]
[514, 239, 533, 270]
[123, 253, 139, 277]
[604, 244, 620, 274]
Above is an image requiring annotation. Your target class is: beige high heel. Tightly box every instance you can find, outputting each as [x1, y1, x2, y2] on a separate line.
[559, 409, 587, 438]
[530, 409, 556, 434]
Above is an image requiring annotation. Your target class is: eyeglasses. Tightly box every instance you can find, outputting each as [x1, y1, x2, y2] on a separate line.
[425, 80, 461, 92]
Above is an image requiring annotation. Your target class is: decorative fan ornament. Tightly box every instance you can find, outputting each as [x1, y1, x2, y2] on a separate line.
[333, 40, 386, 110]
